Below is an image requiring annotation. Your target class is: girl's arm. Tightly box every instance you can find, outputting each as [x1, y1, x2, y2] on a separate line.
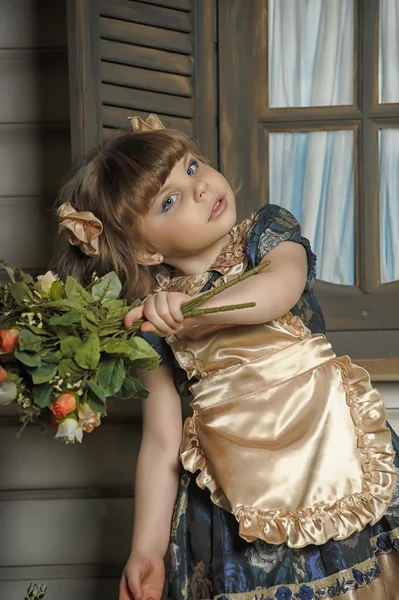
[132, 365, 182, 555]
[124, 240, 308, 336]
[193, 240, 307, 326]
[120, 364, 182, 600]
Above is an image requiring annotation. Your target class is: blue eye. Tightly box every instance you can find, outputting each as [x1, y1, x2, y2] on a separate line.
[162, 193, 178, 213]
[187, 160, 199, 176]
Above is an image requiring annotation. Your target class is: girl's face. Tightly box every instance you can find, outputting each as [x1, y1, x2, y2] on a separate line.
[139, 154, 237, 273]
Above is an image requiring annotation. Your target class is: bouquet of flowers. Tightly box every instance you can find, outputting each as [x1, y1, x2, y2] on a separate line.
[0, 260, 268, 443]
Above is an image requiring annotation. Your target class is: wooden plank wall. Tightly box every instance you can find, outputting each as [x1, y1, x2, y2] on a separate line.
[0, 0, 70, 275]
[0, 1, 142, 598]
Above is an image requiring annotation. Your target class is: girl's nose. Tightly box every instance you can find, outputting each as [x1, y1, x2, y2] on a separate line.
[194, 180, 208, 202]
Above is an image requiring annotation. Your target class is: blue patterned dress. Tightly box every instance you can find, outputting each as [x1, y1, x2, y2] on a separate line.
[145, 205, 399, 600]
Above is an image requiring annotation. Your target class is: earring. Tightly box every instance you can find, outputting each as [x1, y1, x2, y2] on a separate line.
[157, 254, 163, 263]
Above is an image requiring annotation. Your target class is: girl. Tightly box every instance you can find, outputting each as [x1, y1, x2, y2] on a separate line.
[52, 115, 399, 600]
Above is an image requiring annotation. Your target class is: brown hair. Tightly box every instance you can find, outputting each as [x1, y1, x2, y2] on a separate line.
[50, 129, 205, 300]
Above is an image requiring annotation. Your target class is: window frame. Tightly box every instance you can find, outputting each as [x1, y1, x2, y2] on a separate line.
[218, 0, 399, 379]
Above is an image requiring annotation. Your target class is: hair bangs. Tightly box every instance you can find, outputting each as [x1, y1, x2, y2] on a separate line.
[101, 129, 202, 215]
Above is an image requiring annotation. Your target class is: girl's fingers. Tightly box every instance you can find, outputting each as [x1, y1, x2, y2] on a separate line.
[167, 293, 186, 324]
[154, 292, 182, 329]
[128, 561, 153, 600]
[142, 294, 172, 335]
[126, 292, 190, 336]
[128, 575, 143, 600]
[119, 574, 135, 600]
[124, 305, 144, 329]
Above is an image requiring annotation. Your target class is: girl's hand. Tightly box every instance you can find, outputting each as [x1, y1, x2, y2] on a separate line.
[119, 552, 165, 600]
[124, 292, 191, 336]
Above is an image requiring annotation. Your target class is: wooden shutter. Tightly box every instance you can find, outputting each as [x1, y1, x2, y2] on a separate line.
[67, 0, 217, 164]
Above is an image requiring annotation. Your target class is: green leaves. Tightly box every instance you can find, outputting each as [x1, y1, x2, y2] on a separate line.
[92, 272, 122, 303]
[28, 363, 58, 385]
[49, 280, 64, 301]
[116, 375, 149, 400]
[102, 338, 160, 371]
[18, 329, 43, 353]
[103, 339, 132, 356]
[1, 261, 16, 283]
[75, 333, 100, 370]
[10, 282, 34, 304]
[87, 381, 107, 414]
[81, 315, 98, 334]
[127, 337, 160, 370]
[14, 349, 41, 367]
[60, 336, 83, 357]
[102, 299, 129, 319]
[33, 384, 54, 408]
[42, 352, 60, 365]
[49, 312, 82, 326]
[98, 358, 125, 396]
[65, 277, 93, 304]
[58, 358, 84, 380]
[23, 323, 50, 337]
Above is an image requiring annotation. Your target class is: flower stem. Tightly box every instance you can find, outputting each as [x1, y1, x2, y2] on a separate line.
[129, 260, 270, 330]
[180, 260, 270, 313]
[184, 302, 256, 318]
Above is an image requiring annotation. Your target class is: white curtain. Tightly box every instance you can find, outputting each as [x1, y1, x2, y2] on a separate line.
[269, 0, 354, 107]
[379, 0, 399, 104]
[268, 0, 355, 285]
[270, 131, 355, 285]
[379, 129, 399, 283]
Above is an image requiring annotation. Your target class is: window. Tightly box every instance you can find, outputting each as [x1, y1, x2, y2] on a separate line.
[218, 0, 399, 378]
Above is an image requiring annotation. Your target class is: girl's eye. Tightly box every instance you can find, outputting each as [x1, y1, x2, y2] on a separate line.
[187, 160, 199, 176]
[162, 193, 178, 213]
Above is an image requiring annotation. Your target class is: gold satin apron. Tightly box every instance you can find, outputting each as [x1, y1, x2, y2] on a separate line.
[167, 313, 397, 549]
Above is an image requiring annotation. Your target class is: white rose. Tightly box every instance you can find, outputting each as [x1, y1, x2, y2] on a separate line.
[78, 403, 101, 433]
[0, 381, 17, 406]
[55, 417, 83, 444]
[36, 270, 58, 294]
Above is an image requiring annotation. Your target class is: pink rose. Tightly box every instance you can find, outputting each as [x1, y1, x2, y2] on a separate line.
[50, 393, 77, 418]
[0, 329, 19, 353]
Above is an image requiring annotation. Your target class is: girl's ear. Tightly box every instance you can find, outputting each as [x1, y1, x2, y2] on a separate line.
[136, 250, 164, 266]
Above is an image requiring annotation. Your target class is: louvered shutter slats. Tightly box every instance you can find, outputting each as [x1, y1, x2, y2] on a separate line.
[100, 17, 192, 54]
[68, 0, 216, 163]
[101, 39, 194, 75]
[102, 62, 193, 96]
[102, 84, 194, 117]
[137, 0, 192, 10]
[100, 1, 192, 33]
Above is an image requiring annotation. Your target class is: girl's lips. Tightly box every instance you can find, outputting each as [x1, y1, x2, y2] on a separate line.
[209, 196, 227, 220]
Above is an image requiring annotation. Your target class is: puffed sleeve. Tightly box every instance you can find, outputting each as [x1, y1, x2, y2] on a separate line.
[246, 204, 317, 292]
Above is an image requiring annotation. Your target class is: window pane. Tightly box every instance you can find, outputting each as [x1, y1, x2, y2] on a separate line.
[379, 128, 399, 283]
[268, 0, 354, 108]
[269, 130, 355, 285]
[379, 0, 399, 104]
